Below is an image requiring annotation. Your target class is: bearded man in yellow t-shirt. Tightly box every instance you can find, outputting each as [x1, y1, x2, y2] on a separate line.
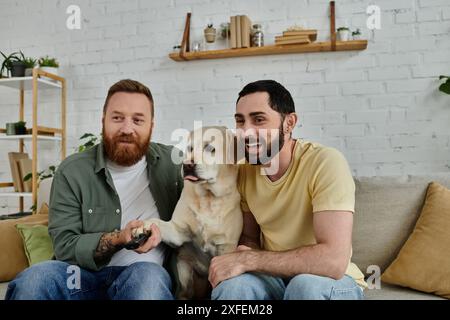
[209, 80, 366, 300]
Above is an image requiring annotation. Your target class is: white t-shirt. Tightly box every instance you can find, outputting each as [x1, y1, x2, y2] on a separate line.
[106, 156, 166, 267]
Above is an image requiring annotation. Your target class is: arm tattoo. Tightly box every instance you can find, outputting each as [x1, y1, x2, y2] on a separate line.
[94, 230, 123, 265]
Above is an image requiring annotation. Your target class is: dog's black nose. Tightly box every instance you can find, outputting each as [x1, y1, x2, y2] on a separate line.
[183, 163, 195, 171]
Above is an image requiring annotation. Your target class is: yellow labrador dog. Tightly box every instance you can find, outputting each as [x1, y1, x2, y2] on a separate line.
[133, 126, 243, 299]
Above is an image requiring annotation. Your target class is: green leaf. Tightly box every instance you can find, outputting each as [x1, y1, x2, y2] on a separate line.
[439, 75, 449, 80]
[23, 173, 32, 181]
[80, 133, 95, 139]
[439, 80, 450, 94]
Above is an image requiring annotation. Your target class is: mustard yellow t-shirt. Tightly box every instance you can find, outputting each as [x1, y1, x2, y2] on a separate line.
[238, 139, 366, 288]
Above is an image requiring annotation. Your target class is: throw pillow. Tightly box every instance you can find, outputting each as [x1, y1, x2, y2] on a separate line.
[381, 182, 450, 299]
[16, 224, 54, 266]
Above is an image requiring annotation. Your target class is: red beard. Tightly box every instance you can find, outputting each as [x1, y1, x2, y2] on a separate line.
[102, 127, 150, 166]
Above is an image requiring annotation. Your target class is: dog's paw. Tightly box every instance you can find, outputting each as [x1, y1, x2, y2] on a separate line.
[131, 226, 145, 238]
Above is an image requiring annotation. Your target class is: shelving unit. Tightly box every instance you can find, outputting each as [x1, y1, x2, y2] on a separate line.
[169, 1, 367, 62]
[0, 68, 66, 213]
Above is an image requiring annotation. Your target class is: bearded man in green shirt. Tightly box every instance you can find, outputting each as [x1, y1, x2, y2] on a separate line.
[6, 79, 183, 300]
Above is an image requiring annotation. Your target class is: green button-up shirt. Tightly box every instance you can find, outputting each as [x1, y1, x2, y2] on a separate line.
[48, 141, 183, 271]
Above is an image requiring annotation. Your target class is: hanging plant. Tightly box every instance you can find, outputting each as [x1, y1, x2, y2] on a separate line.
[438, 75, 450, 95]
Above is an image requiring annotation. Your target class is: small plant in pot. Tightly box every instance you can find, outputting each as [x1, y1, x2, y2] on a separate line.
[38, 55, 59, 76]
[5, 122, 16, 135]
[0, 51, 26, 78]
[5, 121, 27, 135]
[15, 121, 27, 135]
[23, 57, 37, 76]
[352, 28, 362, 40]
[204, 23, 216, 43]
[220, 22, 230, 40]
[337, 27, 350, 41]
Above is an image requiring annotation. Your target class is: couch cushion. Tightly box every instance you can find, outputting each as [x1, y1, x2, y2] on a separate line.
[352, 174, 450, 276]
[364, 282, 445, 300]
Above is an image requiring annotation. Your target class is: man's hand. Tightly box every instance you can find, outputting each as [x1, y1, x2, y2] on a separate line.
[208, 245, 255, 288]
[93, 220, 145, 266]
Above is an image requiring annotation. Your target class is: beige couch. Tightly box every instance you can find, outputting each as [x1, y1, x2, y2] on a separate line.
[1, 174, 448, 300]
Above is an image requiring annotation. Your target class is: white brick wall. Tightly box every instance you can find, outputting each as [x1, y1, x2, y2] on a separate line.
[1, 0, 450, 213]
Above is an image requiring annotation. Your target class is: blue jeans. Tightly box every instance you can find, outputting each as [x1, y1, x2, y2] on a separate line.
[211, 273, 364, 300]
[6, 260, 173, 300]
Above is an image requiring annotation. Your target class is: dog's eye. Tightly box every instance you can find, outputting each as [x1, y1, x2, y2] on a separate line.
[204, 144, 215, 153]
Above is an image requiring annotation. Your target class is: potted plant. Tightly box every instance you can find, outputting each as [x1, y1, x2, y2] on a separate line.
[352, 28, 362, 40]
[204, 23, 216, 43]
[23, 57, 37, 76]
[38, 55, 59, 76]
[5, 122, 17, 135]
[337, 27, 350, 41]
[23, 132, 100, 184]
[5, 121, 27, 135]
[439, 75, 450, 94]
[220, 22, 230, 40]
[15, 121, 27, 135]
[0, 51, 26, 77]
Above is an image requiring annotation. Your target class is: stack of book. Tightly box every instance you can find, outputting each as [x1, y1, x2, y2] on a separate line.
[275, 29, 317, 46]
[8, 152, 32, 193]
[230, 15, 252, 49]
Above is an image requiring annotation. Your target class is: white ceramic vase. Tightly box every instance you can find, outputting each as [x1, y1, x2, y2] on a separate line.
[338, 30, 350, 41]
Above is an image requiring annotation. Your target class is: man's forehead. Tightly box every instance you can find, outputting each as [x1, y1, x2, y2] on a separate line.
[237, 91, 269, 104]
[106, 103, 150, 116]
[236, 94, 275, 114]
[107, 93, 151, 110]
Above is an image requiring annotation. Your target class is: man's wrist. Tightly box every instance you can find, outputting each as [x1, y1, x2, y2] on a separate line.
[111, 229, 125, 248]
[242, 249, 261, 272]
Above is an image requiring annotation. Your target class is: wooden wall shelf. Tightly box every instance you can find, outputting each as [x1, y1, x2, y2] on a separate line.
[169, 1, 367, 62]
[169, 40, 368, 61]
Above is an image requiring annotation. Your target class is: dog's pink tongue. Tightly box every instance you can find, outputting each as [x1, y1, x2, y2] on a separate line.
[184, 175, 199, 181]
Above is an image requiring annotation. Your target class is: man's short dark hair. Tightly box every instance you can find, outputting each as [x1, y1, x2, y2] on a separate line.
[103, 79, 154, 117]
[236, 80, 295, 115]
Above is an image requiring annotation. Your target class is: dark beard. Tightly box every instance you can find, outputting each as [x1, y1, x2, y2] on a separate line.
[244, 122, 285, 165]
[102, 127, 150, 166]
